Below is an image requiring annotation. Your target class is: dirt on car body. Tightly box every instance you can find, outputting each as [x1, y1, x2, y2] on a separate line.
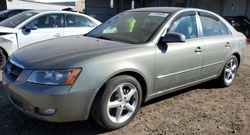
[0, 45, 250, 135]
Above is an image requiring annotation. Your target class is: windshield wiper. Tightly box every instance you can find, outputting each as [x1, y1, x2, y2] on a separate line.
[94, 36, 113, 41]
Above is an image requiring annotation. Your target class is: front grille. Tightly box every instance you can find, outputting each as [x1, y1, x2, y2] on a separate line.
[4, 60, 23, 81]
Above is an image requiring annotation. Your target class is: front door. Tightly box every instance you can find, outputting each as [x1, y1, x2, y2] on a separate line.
[18, 13, 64, 48]
[155, 12, 203, 93]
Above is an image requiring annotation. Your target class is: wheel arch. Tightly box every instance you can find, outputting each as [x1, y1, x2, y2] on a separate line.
[218, 52, 241, 79]
[232, 52, 241, 66]
[0, 47, 9, 60]
[96, 69, 148, 103]
[110, 71, 148, 102]
[87, 69, 149, 120]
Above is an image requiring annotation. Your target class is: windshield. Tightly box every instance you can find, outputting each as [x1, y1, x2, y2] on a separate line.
[0, 10, 25, 19]
[0, 11, 37, 28]
[0, 10, 9, 17]
[87, 11, 169, 44]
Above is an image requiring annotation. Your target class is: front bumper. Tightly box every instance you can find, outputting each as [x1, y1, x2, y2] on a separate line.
[2, 68, 95, 122]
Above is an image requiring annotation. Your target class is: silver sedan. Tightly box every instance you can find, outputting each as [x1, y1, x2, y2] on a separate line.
[3, 7, 246, 130]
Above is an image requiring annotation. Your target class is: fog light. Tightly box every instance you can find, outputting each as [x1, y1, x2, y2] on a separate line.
[38, 108, 56, 115]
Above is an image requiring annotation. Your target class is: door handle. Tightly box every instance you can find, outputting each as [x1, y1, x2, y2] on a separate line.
[225, 42, 230, 48]
[195, 46, 203, 53]
[54, 33, 62, 37]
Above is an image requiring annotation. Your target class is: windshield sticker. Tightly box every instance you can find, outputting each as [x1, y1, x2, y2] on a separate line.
[25, 13, 33, 16]
[148, 12, 169, 17]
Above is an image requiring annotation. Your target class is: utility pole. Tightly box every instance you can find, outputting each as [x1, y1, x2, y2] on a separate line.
[131, 0, 135, 9]
[219, 0, 224, 15]
[155, 0, 161, 6]
[245, 0, 250, 17]
[0, 0, 7, 11]
[186, 0, 190, 7]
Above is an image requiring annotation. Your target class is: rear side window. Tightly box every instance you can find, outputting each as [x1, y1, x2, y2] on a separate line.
[200, 14, 230, 37]
[65, 14, 96, 27]
[200, 16, 220, 36]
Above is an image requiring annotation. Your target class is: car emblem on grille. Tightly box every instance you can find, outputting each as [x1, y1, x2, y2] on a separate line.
[7, 64, 12, 74]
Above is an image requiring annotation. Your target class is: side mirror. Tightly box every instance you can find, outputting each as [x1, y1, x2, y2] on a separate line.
[161, 32, 186, 43]
[24, 24, 38, 32]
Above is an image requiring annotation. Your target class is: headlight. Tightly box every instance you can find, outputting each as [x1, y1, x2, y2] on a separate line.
[27, 69, 81, 85]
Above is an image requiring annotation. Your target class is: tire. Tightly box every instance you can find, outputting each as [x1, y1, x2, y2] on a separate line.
[0, 49, 6, 69]
[245, 29, 250, 38]
[217, 55, 238, 87]
[91, 75, 142, 130]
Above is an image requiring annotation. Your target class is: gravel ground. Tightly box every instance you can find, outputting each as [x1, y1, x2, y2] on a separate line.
[0, 45, 250, 135]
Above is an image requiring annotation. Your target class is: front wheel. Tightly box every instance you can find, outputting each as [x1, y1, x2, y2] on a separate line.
[91, 75, 142, 130]
[0, 50, 6, 69]
[245, 29, 250, 38]
[217, 55, 238, 87]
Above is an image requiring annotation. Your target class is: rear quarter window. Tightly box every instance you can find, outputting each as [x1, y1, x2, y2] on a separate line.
[219, 21, 230, 35]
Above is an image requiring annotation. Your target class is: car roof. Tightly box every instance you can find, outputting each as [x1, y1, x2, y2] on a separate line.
[28, 10, 82, 13]
[10, 9, 101, 29]
[4, 9, 31, 12]
[128, 7, 184, 13]
[0, 9, 29, 13]
[22, 10, 83, 14]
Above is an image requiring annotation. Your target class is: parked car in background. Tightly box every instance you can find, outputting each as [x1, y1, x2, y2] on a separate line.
[0, 10, 101, 68]
[224, 16, 250, 38]
[0, 9, 30, 22]
[3, 7, 246, 130]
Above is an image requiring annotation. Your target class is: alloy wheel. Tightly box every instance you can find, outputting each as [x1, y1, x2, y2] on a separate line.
[224, 58, 238, 85]
[0, 50, 6, 69]
[107, 82, 139, 123]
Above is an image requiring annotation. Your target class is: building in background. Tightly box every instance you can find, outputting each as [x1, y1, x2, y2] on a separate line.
[6, 0, 85, 11]
[3, 0, 250, 22]
[75, 0, 85, 12]
[0, 0, 7, 11]
[85, 0, 250, 22]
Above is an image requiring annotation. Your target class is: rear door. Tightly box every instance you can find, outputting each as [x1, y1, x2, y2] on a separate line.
[63, 13, 97, 36]
[18, 13, 64, 48]
[198, 12, 232, 79]
[155, 11, 204, 93]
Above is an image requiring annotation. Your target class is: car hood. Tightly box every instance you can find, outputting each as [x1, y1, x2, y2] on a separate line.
[0, 26, 18, 33]
[12, 35, 137, 69]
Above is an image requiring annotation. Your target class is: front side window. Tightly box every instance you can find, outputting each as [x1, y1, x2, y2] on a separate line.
[168, 15, 198, 39]
[87, 12, 168, 44]
[27, 14, 63, 29]
[65, 14, 95, 27]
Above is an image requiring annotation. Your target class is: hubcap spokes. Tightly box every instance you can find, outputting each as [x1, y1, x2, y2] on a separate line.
[224, 59, 237, 84]
[0, 53, 3, 66]
[107, 83, 138, 123]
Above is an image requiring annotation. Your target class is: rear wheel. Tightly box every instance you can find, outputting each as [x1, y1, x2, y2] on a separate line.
[91, 75, 142, 130]
[217, 55, 238, 87]
[0, 49, 6, 69]
[245, 29, 250, 38]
